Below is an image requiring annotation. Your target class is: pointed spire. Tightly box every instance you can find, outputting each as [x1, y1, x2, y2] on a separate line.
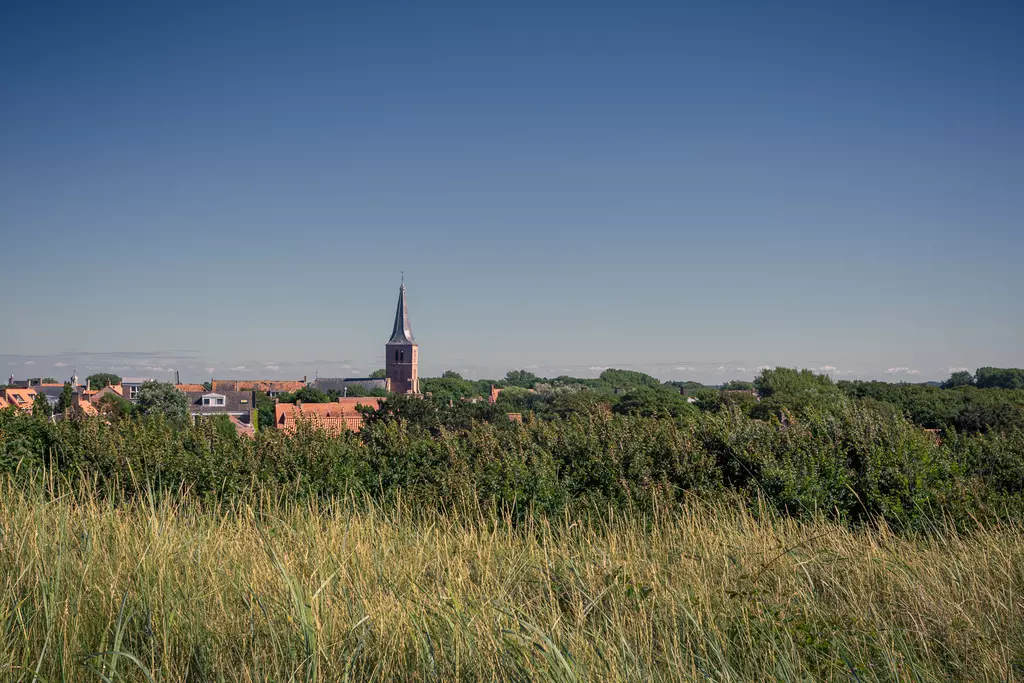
[388, 278, 415, 344]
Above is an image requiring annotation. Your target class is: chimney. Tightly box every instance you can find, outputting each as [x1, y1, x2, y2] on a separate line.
[175, 370, 180, 385]
[87, 379, 91, 391]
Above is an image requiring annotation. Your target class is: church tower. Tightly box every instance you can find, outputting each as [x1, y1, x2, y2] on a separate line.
[386, 278, 419, 394]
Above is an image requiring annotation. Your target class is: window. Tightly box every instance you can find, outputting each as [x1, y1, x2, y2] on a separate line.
[128, 385, 139, 400]
[203, 398, 211, 406]
[216, 398, 224, 406]
[400, 350, 405, 362]
[240, 398, 248, 404]
[394, 350, 399, 362]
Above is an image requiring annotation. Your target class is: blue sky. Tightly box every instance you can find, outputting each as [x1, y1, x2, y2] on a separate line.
[2, 0, 1022, 384]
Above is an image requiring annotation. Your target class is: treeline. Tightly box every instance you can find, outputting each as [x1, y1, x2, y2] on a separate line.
[2, 367, 1024, 529]
[428, 368, 702, 419]
[837, 381, 1024, 433]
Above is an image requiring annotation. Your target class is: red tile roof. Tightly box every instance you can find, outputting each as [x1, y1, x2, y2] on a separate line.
[77, 400, 98, 417]
[88, 385, 124, 404]
[228, 414, 256, 438]
[175, 384, 207, 393]
[275, 397, 383, 435]
[214, 379, 306, 393]
[3, 388, 37, 411]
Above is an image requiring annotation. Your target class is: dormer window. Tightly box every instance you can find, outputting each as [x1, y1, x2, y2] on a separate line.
[201, 393, 226, 407]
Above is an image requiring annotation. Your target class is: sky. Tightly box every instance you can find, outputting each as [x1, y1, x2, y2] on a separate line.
[1, 0, 1022, 384]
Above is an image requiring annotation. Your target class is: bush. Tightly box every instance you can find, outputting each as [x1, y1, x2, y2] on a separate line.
[3, 377, 1024, 530]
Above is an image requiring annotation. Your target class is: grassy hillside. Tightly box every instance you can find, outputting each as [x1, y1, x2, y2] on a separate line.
[1, 478, 1021, 681]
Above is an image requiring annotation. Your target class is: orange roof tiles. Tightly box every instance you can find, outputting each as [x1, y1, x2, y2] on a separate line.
[228, 414, 256, 438]
[0, 396, 8, 410]
[275, 397, 383, 435]
[175, 384, 207, 393]
[3, 388, 37, 411]
[214, 379, 307, 393]
[88, 385, 124, 404]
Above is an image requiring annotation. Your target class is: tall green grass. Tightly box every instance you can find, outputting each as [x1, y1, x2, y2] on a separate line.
[1, 475, 1021, 681]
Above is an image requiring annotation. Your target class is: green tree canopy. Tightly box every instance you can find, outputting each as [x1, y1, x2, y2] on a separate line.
[97, 393, 134, 420]
[32, 392, 52, 418]
[598, 369, 661, 391]
[421, 375, 476, 401]
[136, 381, 189, 422]
[941, 371, 975, 389]
[56, 382, 73, 414]
[369, 369, 387, 379]
[253, 392, 275, 431]
[86, 373, 121, 389]
[975, 367, 1024, 390]
[752, 367, 844, 419]
[550, 389, 613, 417]
[503, 370, 539, 388]
[278, 386, 331, 404]
[612, 386, 694, 418]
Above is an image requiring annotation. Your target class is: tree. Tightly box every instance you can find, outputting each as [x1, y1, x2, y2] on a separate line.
[136, 381, 189, 422]
[278, 386, 330, 404]
[32, 392, 52, 418]
[98, 393, 134, 420]
[752, 367, 843, 418]
[941, 371, 975, 389]
[974, 367, 1024, 390]
[550, 390, 613, 417]
[599, 369, 661, 391]
[441, 370, 464, 380]
[504, 369, 539, 388]
[369, 369, 387, 379]
[420, 375, 475, 401]
[254, 391, 276, 430]
[721, 380, 754, 391]
[667, 381, 706, 395]
[754, 368, 838, 399]
[86, 373, 121, 389]
[41, 377, 58, 384]
[337, 384, 389, 398]
[691, 389, 724, 413]
[612, 386, 694, 418]
[202, 381, 213, 392]
[56, 382, 73, 414]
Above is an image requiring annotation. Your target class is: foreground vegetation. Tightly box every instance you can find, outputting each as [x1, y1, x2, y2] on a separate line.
[2, 367, 1024, 678]
[1, 477, 1022, 681]
[3, 368, 1024, 531]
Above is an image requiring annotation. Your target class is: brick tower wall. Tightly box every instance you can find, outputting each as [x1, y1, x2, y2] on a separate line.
[386, 343, 419, 394]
